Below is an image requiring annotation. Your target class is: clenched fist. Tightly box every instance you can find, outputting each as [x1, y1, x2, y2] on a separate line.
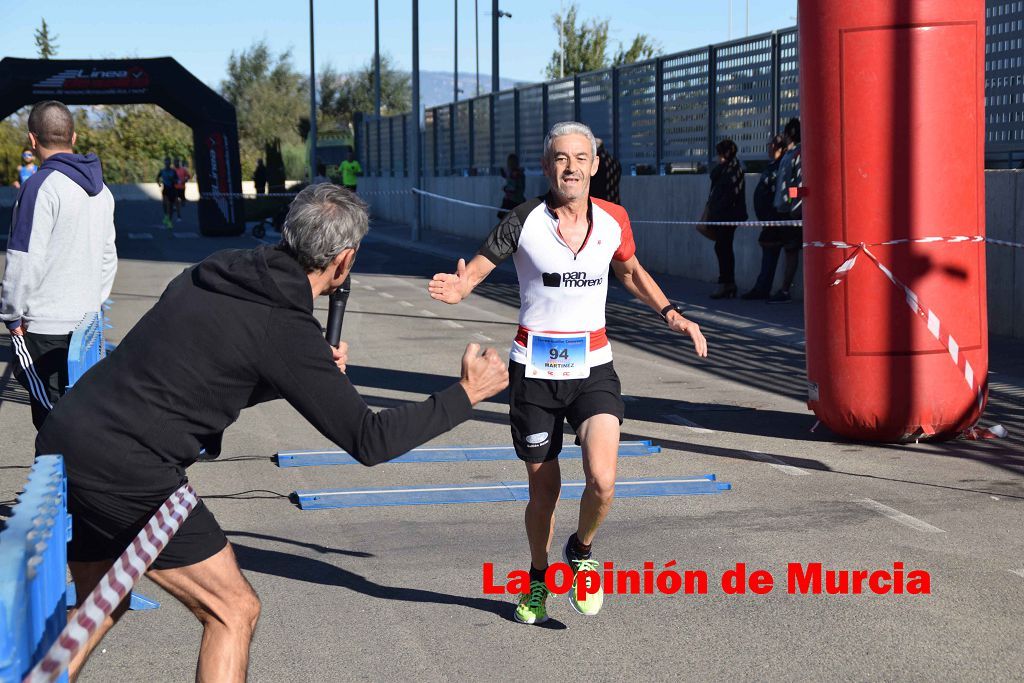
[458, 342, 509, 405]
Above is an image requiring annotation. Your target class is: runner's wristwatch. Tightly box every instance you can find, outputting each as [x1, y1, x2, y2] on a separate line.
[660, 304, 683, 321]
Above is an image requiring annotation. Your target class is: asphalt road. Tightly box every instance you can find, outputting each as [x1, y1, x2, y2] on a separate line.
[2, 201, 1023, 681]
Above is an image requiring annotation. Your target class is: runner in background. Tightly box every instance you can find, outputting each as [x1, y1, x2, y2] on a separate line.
[13, 149, 38, 189]
[174, 158, 191, 223]
[156, 157, 177, 229]
[340, 149, 362, 193]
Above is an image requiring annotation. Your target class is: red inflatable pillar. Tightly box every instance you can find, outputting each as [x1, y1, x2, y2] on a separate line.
[799, 0, 988, 441]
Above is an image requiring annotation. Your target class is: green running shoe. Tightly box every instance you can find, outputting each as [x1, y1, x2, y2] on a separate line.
[514, 579, 550, 624]
[563, 539, 604, 616]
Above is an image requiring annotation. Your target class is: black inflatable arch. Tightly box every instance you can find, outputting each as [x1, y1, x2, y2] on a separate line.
[0, 57, 243, 236]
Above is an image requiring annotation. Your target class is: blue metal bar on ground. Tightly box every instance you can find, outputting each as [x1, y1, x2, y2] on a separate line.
[294, 475, 730, 510]
[276, 440, 661, 468]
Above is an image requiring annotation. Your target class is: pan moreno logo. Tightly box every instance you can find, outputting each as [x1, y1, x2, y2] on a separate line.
[540, 271, 603, 288]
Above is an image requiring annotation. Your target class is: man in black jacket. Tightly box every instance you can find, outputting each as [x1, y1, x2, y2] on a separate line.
[36, 183, 509, 682]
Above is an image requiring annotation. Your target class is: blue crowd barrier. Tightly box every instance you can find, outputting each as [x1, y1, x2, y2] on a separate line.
[67, 311, 104, 388]
[0, 455, 69, 683]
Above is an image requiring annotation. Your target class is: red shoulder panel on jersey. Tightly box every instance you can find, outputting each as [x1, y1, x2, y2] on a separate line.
[591, 197, 636, 262]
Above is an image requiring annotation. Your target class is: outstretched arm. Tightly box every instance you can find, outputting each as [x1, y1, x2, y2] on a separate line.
[612, 256, 708, 358]
[427, 254, 497, 304]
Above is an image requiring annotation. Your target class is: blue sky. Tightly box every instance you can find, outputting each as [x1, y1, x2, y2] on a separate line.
[0, 1, 797, 89]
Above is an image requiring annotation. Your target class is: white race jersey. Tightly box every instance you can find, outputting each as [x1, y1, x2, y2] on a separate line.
[478, 194, 636, 367]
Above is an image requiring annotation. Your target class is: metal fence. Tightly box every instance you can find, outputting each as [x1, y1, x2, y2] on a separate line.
[360, 6, 1024, 177]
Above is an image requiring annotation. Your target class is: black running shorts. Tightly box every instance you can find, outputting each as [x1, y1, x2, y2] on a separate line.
[67, 483, 227, 570]
[508, 360, 625, 463]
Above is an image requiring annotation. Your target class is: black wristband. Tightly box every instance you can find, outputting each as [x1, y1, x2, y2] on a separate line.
[659, 304, 679, 320]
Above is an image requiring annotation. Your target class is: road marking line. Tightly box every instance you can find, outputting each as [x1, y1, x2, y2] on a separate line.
[419, 309, 438, 317]
[749, 451, 809, 476]
[399, 300, 414, 307]
[363, 285, 376, 291]
[855, 499, 946, 533]
[1010, 569, 1024, 579]
[443, 320, 464, 328]
[473, 333, 493, 342]
[351, 278, 361, 285]
[379, 292, 394, 299]
[663, 414, 715, 434]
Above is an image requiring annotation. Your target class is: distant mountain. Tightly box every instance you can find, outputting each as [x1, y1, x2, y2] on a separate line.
[417, 71, 529, 109]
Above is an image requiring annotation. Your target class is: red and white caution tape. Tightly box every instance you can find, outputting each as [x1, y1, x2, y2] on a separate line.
[806, 235, 1024, 250]
[25, 484, 199, 683]
[824, 242, 984, 413]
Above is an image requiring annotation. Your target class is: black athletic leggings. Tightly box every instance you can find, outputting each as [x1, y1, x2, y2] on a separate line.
[714, 225, 737, 285]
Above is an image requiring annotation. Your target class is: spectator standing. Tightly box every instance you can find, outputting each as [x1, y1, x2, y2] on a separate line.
[174, 158, 191, 223]
[253, 159, 268, 195]
[699, 139, 748, 299]
[497, 153, 525, 219]
[0, 100, 117, 429]
[769, 118, 803, 303]
[13, 149, 38, 189]
[156, 157, 178, 229]
[339, 150, 362, 193]
[590, 139, 621, 204]
[742, 134, 787, 299]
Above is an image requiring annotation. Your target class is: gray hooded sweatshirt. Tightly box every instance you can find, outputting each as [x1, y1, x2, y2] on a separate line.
[1, 152, 117, 335]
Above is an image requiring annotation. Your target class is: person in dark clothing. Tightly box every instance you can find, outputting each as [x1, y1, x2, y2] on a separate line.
[253, 158, 267, 195]
[769, 118, 803, 303]
[590, 139, 622, 204]
[699, 139, 748, 299]
[742, 134, 787, 299]
[36, 183, 509, 681]
[498, 153, 525, 219]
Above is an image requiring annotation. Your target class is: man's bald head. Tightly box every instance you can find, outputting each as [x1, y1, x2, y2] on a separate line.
[28, 100, 75, 150]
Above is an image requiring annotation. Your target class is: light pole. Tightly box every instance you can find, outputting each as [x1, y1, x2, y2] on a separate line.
[454, 0, 459, 102]
[374, 0, 381, 116]
[491, 3, 511, 93]
[475, 0, 480, 96]
[308, 0, 317, 180]
[411, 0, 421, 241]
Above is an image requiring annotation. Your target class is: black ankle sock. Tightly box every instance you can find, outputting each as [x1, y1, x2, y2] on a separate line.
[569, 533, 592, 558]
[529, 564, 547, 583]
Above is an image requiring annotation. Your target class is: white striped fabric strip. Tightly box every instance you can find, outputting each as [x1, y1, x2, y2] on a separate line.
[26, 484, 199, 683]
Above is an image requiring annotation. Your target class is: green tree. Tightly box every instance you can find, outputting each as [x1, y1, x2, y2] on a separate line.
[34, 18, 59, 59]
[545, 3, 661, 78]
[545, 5, 609, 79]
[612, 34, 661, 66]
[221, 40, 307, 178]
[74, 105, 191, 183]
[318, 55, 411, 138]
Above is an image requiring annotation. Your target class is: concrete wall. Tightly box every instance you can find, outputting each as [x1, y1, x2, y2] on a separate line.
[362, 170, 1024, 338]
[362, 173, 799, 293]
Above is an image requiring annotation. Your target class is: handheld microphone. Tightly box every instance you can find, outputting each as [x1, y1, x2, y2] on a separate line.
[325, 275, 351, 346]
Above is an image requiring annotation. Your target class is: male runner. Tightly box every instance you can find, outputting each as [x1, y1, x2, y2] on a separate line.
[13, 149, 38, 189]
[340, 149, 362, 193]
[428, 121, 708, 624]
[37, 184, 509, 680]
[156, 156, 177, 228]
[173, 158, 191, 222]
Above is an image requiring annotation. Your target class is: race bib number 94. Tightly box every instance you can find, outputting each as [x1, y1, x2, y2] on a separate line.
[526, 332, 590, 379]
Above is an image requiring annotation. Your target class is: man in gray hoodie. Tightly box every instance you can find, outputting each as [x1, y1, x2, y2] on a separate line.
[1, 100, 117, 428]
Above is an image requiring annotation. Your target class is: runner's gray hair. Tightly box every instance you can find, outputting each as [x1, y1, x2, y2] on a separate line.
[281, 184, 368, 272]
[543, 121, 597, 160]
